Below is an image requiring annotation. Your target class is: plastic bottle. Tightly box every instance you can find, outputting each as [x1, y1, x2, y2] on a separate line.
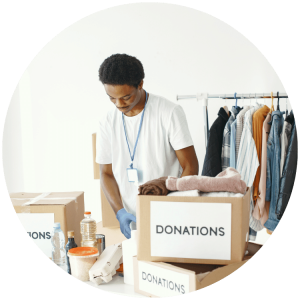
[51, 222, 66, 266]
[65, 231, 78, 274]
[122, 230, 137, 285]
[80, 212, 97, 248]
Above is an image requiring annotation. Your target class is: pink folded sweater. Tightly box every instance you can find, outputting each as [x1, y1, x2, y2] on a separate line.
[166, 167, 247, 194]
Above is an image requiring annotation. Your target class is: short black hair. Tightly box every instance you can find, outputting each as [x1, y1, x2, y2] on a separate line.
[99, 54, 145, 88]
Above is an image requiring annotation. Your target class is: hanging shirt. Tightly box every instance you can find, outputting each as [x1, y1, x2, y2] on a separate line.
[236, 103, 263, 184]
[252, 105, 270, 203]
[230, 120, 237, 169]
[253, 113, 272, 225]
[96, 93, 194, 218]
[235, 106, 251, 161]
[221, 106, 241, 170]
[236, 103, 264, 235]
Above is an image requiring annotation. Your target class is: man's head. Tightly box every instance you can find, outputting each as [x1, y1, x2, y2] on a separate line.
[99, 54, 145, 114]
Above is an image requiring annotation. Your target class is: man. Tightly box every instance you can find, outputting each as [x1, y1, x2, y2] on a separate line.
[96, 54, 198, 239]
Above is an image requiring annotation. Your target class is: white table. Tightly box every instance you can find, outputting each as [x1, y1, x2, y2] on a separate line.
[59, 263, 146, 298]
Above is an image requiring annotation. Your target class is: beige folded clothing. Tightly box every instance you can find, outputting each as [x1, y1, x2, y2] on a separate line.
[166, 168, 247, 194]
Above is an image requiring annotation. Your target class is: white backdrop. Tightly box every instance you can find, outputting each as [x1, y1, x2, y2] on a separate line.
[2, 3, 291, 245]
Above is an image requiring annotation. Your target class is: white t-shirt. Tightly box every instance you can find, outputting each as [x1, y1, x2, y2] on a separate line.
[96, 92, 194, 218]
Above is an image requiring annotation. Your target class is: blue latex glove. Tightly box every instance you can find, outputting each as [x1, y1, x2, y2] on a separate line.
[116, 208, 136, 239]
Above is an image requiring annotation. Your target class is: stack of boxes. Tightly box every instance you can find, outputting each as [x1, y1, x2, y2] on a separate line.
[92, 133, 263, 296]
[132, 189, 262, 297]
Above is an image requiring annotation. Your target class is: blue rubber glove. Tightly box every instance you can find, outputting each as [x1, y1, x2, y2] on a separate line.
[116, 208, 136, 239]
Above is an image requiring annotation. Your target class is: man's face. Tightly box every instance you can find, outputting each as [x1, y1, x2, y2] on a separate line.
[104, 84, 142, 114]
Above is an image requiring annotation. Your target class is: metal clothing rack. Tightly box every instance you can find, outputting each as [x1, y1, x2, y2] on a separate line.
[176, 92, 289, 147]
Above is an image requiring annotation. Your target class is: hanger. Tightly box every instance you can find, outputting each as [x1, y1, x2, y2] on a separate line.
[277, 91, 280, 111]
[222, 95, 229, 116]
[269, 92, 274, 113]
[234, 92, 238, 109]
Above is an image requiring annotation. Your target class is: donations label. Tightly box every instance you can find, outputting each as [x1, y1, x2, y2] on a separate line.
[17, 213, 54, 258]
[138, 261, 190, 297]
[150, 202, 231, 260]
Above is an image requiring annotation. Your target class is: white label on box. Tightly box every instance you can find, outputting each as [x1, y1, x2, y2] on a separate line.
[17, 213, 54, 257]
[150, 202, 231, 260]
[138, 261, 190, 297]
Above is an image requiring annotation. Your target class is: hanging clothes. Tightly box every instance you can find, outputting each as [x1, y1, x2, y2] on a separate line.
[253, 113, 272, 225]
[252, 105, 270, 203]
[276, 123, 297, 220]
[280, 120, 293, 177]
[221, 106, 241, 170]
[202, 107, 230, 177]
[236, 104, 265, 239]
[235, 106, 251, 161]
[230, 120, 237, 168]
[264, 110, 285, 232]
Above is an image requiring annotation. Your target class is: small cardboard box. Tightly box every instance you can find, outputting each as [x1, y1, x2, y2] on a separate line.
[137, 188, 250, 265]
[92, 133, 119, 228]
[133, 242, 262, 297]
[10, 191, 85, 258]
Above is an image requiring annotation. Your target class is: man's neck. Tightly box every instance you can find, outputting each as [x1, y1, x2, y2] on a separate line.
[124, 90, 146, 117]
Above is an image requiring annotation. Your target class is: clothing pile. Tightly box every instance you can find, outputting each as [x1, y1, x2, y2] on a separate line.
[138, 167, 247, 197]
[202, 105, 297, 240]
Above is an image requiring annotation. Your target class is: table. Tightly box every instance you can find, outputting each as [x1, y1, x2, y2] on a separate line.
[59, 263, 146, 298]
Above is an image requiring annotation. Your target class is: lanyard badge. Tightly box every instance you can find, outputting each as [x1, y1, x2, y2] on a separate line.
[122, 91, 148, 185]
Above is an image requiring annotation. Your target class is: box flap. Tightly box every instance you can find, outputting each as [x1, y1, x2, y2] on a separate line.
[10, 191, 84, 206]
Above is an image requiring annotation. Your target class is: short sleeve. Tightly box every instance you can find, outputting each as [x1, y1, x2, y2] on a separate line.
[168, 105, 194, 151]
[95, 115, 112, 164]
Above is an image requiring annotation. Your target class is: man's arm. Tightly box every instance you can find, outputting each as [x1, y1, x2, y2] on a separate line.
[175, 145, 199, 177]
[100, 163, 123, 214]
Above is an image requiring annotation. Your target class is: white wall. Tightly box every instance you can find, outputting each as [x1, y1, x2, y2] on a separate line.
[2, 3, 292, 243]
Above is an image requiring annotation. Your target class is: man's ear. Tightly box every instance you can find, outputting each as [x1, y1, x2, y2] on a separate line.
[138, 80, 144, 90]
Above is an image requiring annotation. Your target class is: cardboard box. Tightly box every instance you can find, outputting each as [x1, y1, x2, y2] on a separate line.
[133, 242, 262, 297]
[10, 191, 85, 258]
[137, 188, 250, 265]
[96, 221, 126, 246]
[92, 133, 119, 228]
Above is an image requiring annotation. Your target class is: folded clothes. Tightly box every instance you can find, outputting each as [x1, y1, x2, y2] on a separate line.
[167, 190, 201, 197]
[200, 191, 245, 197]
[138, 177, 169, 195]
[166, 167, 247, 194]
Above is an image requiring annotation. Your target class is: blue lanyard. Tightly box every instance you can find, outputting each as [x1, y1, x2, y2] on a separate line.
[122, 91, 148, 169]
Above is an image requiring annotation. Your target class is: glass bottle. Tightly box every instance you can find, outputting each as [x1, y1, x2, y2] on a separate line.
[80, 212, 97, 248]
[65, 231, 78, 274]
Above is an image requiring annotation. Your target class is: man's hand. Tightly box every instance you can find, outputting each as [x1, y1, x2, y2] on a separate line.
[116, 208, 136, 239]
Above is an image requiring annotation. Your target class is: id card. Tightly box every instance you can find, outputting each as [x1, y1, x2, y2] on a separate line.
[127, 168, 139, 184]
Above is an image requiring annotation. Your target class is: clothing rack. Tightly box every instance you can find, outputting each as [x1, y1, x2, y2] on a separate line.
[176, 93, 288, 101]
[176, 92, 289, 147]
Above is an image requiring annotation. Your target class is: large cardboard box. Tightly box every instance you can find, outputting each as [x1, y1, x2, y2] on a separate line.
[96, 221, 126, 246]
[133, 242, 262, 297]
[137, 188, 250, 265]
[92, 133, 119, 228]
[10, 191, 85, 258]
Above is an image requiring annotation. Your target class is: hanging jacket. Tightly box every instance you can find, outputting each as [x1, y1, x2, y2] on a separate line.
[276, 124, 297, 220]
[264, 110, 284, 232]
[202, 107, 230, 177]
